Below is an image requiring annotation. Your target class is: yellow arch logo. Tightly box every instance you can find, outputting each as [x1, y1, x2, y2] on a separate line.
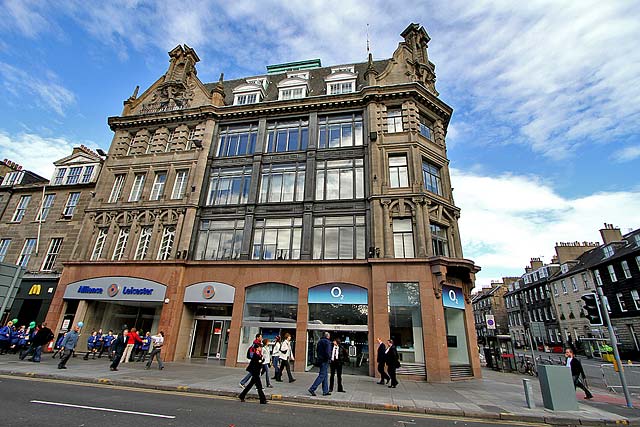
[28, 284, 42, 295]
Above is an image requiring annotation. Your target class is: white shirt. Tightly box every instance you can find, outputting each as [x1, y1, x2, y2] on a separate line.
[151, 334, 164, 347]
[566, 356, 572, 367]
[332, 345, 339, 361]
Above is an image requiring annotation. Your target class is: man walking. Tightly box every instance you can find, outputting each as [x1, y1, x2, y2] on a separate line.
[20, 323, 53, 362]
[376, 337, 390, 384]
[145, 331, 164, 370]
[57, 326, 80, 369]
[308, 331, 332, 396]
[565, 347, 593, 399]
[110, 329, 128, 371]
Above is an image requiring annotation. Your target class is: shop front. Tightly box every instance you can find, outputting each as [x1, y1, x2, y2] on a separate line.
[388, 282, 425, 376]
[61, 276, 166, 351]
[9, 277, 58, 327]
[442, 284, 472, 374]
[183, 282, 234, 361]
[306, 283, 369, 375]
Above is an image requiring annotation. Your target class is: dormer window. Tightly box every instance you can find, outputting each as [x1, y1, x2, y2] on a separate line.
[235, 93, 258, 105]
[1, 171, 24, 186]
[277, 73, 308, 101]
[279, 87, 305, 100]
[603, 245, 614, 258]
[233, 78, 267, 105]
[325, 65, 357, 95]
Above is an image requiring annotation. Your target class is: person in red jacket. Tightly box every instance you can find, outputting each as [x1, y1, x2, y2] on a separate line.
[120, 327, 142, 363]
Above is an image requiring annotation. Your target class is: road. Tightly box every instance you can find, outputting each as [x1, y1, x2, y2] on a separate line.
[0, 375, 541, 427]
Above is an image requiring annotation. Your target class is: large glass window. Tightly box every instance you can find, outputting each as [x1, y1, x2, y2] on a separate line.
[388, 282, 424, 365]
[41, 237, 63, 271]
[318, 114, 363, 149]
[265, 119, 309, 153]
[216, 124, 258, 157]
[393, 219, 414, 258]
[252, 218, 302, 260]
[313, 216, 365, 259]
[12, 195, 31, 222]
[419, 116, 434, 141]
[17, 238, 37, 268]
[36, 194, 55, 221]
[195, 219, 244, 260]
[207, 167, 252, 205]
[244, 283, 298, 323]
[259, 163, 305, 203]
[389, 155, 409, 188]
[431, 223, 449, 257]
[308, 284, 368, 325]
[315, 159, 364, 200]
[422, 160, 442, 196]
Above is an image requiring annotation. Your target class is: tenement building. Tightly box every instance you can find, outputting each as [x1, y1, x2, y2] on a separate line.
[0, 148, 102, 327]
[45, 23, 480, 381]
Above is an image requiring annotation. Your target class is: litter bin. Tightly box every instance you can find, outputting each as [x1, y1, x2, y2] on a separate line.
[537, 365, 578, 411]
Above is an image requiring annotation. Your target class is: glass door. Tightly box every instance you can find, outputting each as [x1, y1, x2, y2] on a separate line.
[208, 320, 223, 358]
[190, 318, 232, 360]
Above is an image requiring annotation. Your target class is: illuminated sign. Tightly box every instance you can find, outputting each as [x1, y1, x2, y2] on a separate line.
[64, 277, 166, 302]
[442, 285, 465, 310]
[28, 284, 42, 295]
[308, 284, 368, 305]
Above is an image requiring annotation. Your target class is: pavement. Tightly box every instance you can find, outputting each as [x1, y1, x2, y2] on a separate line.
[0, 353, 637, 426]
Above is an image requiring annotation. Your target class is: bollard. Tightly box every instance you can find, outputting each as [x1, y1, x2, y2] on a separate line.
[523, 378, 535, 409]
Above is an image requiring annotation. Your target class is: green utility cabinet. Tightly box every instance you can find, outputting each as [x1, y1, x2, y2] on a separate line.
[538, 365, 578, 411]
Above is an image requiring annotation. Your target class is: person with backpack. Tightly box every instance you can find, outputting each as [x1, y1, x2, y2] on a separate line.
[276, 333, 296, 383]
[240, 333, 262, 388]
[238, 340, 267, 404]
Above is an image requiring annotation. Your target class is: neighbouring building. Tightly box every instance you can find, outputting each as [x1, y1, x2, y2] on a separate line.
[0, 148, 103, 327]
[472, 277, 517, 344]
[45, 23, 480, 382]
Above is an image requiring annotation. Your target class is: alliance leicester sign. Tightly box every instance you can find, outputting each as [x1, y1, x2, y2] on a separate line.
[64, 277, 166, 302]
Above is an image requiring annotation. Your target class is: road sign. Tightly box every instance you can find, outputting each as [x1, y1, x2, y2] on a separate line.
[486, 314, 496, 330]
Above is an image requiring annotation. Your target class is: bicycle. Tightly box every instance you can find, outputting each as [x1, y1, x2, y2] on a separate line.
[517, 356, 537, 376]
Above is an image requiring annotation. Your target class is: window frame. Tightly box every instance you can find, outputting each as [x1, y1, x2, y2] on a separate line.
[128, 173, 146, 202]
[171, 170, 189, 199]
[91, 229, 108, 261]
[35, 193, 55, 221]
[617, 292, 628, 312]
[388, 154, 409, 188]
[108, 174, 126, 203]
[621, 260, 632, 279]
[207, 166, 252, 206]
[422, 160, 442, 196]
[149, 171, 167, 201]
[430, 223, 449, 257]
[62, 192, 80, 217]
[317, 114, 363, 149]
[17, 238, 37, 268]
[312, 215, 366, 260]
[0, 239, 11, 262]
[134, 226, 153, 260]
[12, 195, 31, 222]
[111, 228, 130, 260]
[41, 237, 63, 271]
[195, 219, 245, 260]
[315, 159, 364, 201]
[393, 218, 415, 258]
[251, 217, 302, 260]
[386, 109, 403, 133]
[65, 166, 82, 185]
[608, 265, 617, 282]
[157, 226, 176, 260]
[258, 163, 305, 203]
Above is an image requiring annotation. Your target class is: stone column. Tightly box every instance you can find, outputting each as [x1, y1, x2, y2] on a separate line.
[294, 286, 309, 372]
[226, 284, 245, 367]
[423, 263, 450, 382]
[382, 199, 393, 257]
[413, 197, 427, 257]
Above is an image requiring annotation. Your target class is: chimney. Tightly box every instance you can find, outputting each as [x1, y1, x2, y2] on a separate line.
[600, 223, 622, 245]
[530, 257, 543, 270]
[554, 241, 600, 264]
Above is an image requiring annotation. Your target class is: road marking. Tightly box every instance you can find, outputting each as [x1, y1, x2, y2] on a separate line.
[1, 376, 545, 426]
[30, 400, 176, 419]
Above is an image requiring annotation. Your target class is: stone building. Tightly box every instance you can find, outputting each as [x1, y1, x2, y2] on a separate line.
[472, 277, 517, 344]
[45, 23, 480, 382]
[0, 147, 102, 326]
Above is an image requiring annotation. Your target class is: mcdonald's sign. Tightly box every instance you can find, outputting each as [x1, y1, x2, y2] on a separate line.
[28, 284, 42, 295]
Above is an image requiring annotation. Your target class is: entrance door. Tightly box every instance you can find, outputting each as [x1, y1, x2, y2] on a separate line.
[190, 318, 230, 359]
[307, 329, 369, 375]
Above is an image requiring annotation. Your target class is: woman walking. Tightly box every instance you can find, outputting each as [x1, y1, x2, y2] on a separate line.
[385, 339, 400, 388]
[261, 338, 273, 388]
[145, 331, 164, 370]
[238, 341, 267, 404]
[271, 336, 282, 381]
[276, 333, 295, 383]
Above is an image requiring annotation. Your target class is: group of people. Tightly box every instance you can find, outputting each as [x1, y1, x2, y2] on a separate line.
[0, 320, 53, 360]
[54, 327, 155, 363]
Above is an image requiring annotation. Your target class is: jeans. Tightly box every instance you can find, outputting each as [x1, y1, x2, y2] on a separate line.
[20, 344, 42, 362]
[309, 361, 329, 394]
[272, 356, 280, 378]
[240, 372, 252, 385]
[261, 363, 271, 386]
[146, 348, 163, 369]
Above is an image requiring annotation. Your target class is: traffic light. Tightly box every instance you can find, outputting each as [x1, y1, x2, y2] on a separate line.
[581, 292, 603, 326]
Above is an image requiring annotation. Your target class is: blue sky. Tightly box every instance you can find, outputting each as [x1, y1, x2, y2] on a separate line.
[1, 0, 639, 288]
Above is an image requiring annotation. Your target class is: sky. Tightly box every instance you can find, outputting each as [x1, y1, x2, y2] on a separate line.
[1, 0, 639, 289]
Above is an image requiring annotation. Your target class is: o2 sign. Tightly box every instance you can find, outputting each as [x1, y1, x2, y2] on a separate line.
[442, 285, 465, 310]
[330, 286, 344, 300]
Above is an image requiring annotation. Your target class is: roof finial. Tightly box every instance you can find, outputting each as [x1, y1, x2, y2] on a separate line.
[131, 85, 139, 100]
[218, 72, 224, 83]
[366, 23, 370, 54]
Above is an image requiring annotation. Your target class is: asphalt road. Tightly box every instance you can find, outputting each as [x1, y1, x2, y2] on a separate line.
[0, 376, 540, 427]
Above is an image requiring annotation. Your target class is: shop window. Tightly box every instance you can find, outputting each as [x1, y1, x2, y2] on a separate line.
[393, 218, 414, 258]
[243, 283, 298, 323]
[312, 216, 365, 259]
[252, 218, 302, 260]
[265, 119, 309, 153]
[308, 284, 368, 325]
[388, 282, 424, 365]
[318, 114, 363, 149]
[195, 219, 244, 260]
[207, 167, 252, 205]
[258, 163, 305, 203]
[430, 223, 449, 256]
[315, 159, 364, 200]
[216, 124, 258, 157]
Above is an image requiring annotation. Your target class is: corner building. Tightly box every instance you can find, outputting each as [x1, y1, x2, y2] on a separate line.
[46, 24, 480, 382]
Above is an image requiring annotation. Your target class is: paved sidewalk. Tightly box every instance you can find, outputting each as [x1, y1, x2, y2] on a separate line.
[0, 354, 635, 425]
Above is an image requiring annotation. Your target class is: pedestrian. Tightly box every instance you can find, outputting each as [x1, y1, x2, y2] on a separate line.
[83, 331, 99, 360]
[329, 338, 347, 393]
[308, 331, 332, 396]
[19, 322, 53, 362]
[110, 329, 128, 371]
[385, 339, 400, 388]
[137, 332, 152, 362]
[15, 326, 29, 354]
[145, 331, 164, 370]
[240, 334, 263, 387]
[9, 325, 24, 354]
[261, 338, 273, 388]
[57, 326, 80, 369]
[0, 320, 13, 354]
[565, 347, 593, 399]
[238, 341, 268, 404]
[51, 333, 67, 359]
[277, 333, 296, 383]
[120, 327, 142, 363]
[271, 335, 282, 381]
[376, 337, 390, 384]
[99, 330, 114, 359]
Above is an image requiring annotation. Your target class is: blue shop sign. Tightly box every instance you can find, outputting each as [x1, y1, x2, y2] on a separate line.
[64, 277, 166, 302]
[442, 285, 465, 310]
[308, 284, 368, 305]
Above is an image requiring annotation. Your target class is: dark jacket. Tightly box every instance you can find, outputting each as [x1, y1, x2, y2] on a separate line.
[246, 349, 264, 375]
[377, 342, 387, 365]
[329, 344, 348, 364]
[385, 345, 400, 369]
[316, 336, 332, 363]
[60, 330, 79, 350]
[32, 327, 54, 346]
[569, 357, 585, 378]
[112, 334, 128, 355]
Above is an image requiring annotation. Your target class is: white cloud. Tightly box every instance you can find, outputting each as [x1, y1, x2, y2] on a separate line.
[612, 145, 640, 163]
[0, 62, 75, 116]
[452, 168, 640, 290]
[0, 130, 77, 179]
